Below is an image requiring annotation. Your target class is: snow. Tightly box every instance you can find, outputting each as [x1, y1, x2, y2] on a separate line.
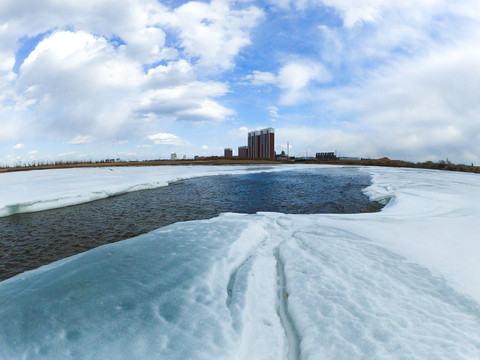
[1, 165, 480, 359]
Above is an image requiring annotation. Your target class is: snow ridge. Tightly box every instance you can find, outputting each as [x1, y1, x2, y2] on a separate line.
[275, 248, 301, 360]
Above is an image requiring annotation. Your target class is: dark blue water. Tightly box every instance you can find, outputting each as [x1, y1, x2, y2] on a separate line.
[0, 168, 383, 280]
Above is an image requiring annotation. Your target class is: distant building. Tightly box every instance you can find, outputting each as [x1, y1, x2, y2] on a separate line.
[248, 128, 275, 159]
[238, 146, 248, 159]
[316, 152, 337, 160]
[224, 148, 233, 158]
[171, 152, 177, 160]
[276, 150, 287, 160]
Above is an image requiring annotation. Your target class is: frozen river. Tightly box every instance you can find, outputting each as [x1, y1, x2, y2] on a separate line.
[0, 166, 381, 280]
[1, 165, 480, 359]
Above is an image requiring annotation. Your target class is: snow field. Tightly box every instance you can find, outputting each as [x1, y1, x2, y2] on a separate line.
[1, 165, 480, 359]
[281, 224, 480, 359]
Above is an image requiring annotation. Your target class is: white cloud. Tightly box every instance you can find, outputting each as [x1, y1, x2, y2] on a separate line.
[2, 0, 478, 164]
[120, 26, 175, 64]
[278, 61, 331, 90]
[268, 0, 385, 27]
[146, 132, 188, 146]
[0, 107, 33, 142]
[320, 0, 385, 27]
[246, 71, 277, 86]
[271, 32, 480, 163]
[176, 99, 234, 122]
[57, 151, 77, 157]
[256, 0, 480, 163]
[0, 1, 247, 146]
[0, 0, 167, 44]
[28, 150, 39, 155]
[248, 60, 331, 105]
[247, 62, 331, 92]
[228, 126, 249, 139]
[12, 143, 25, 149]
[161, 0, 264, 71]
[277, 61, 331, 105]
[146, 60, 195, 88]
[138, 80, 234, 122]
[0, 50, 29, 141]
[2, 29, 236, 143]
[268, 106, 280, 118]
[68, 135, 93, 145]
[201, 145, 209, 150]
[16, 30, 141, 138]
[313, 39, 480, 163]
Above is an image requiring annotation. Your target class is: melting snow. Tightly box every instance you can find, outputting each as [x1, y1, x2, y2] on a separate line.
[1, 165, 480, 359]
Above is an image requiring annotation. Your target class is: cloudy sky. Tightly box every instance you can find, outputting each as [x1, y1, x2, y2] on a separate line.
[1, 0, 480, 165]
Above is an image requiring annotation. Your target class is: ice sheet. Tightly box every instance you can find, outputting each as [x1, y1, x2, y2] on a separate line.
[1, 166, 480, 359]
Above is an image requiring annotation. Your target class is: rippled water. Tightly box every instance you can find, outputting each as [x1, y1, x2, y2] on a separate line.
[0, 167, 383, 281]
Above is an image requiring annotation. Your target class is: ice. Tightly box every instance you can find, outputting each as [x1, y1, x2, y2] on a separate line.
[1, 166, 480, 359]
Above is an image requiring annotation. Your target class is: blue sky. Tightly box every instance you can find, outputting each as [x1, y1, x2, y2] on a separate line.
[1, 0, 480, 165]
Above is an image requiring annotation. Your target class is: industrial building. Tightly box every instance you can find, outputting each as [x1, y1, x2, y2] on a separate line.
[316, 152, 337, 160]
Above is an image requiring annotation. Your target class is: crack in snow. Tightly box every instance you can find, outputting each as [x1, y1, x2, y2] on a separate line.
[275, 248, 301, 360]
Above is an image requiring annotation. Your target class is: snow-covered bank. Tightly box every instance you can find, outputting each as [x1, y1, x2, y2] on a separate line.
[1, 166, 480, 359]
[347, 167, 480, 303]
[0, 164, 307, 217]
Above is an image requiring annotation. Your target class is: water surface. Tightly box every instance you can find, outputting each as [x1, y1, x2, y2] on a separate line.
[0, 167, 382, 280]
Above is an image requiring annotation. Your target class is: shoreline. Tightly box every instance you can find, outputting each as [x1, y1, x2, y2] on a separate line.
[1, 157, 479, 174]
[0, 159, 281, 173]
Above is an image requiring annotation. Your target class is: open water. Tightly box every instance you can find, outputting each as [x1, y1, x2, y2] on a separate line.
[0, 167, 383, 280]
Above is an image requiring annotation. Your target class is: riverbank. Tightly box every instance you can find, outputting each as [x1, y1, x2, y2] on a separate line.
[0, 159, 282, 173]
[1, 157, 479, 173]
